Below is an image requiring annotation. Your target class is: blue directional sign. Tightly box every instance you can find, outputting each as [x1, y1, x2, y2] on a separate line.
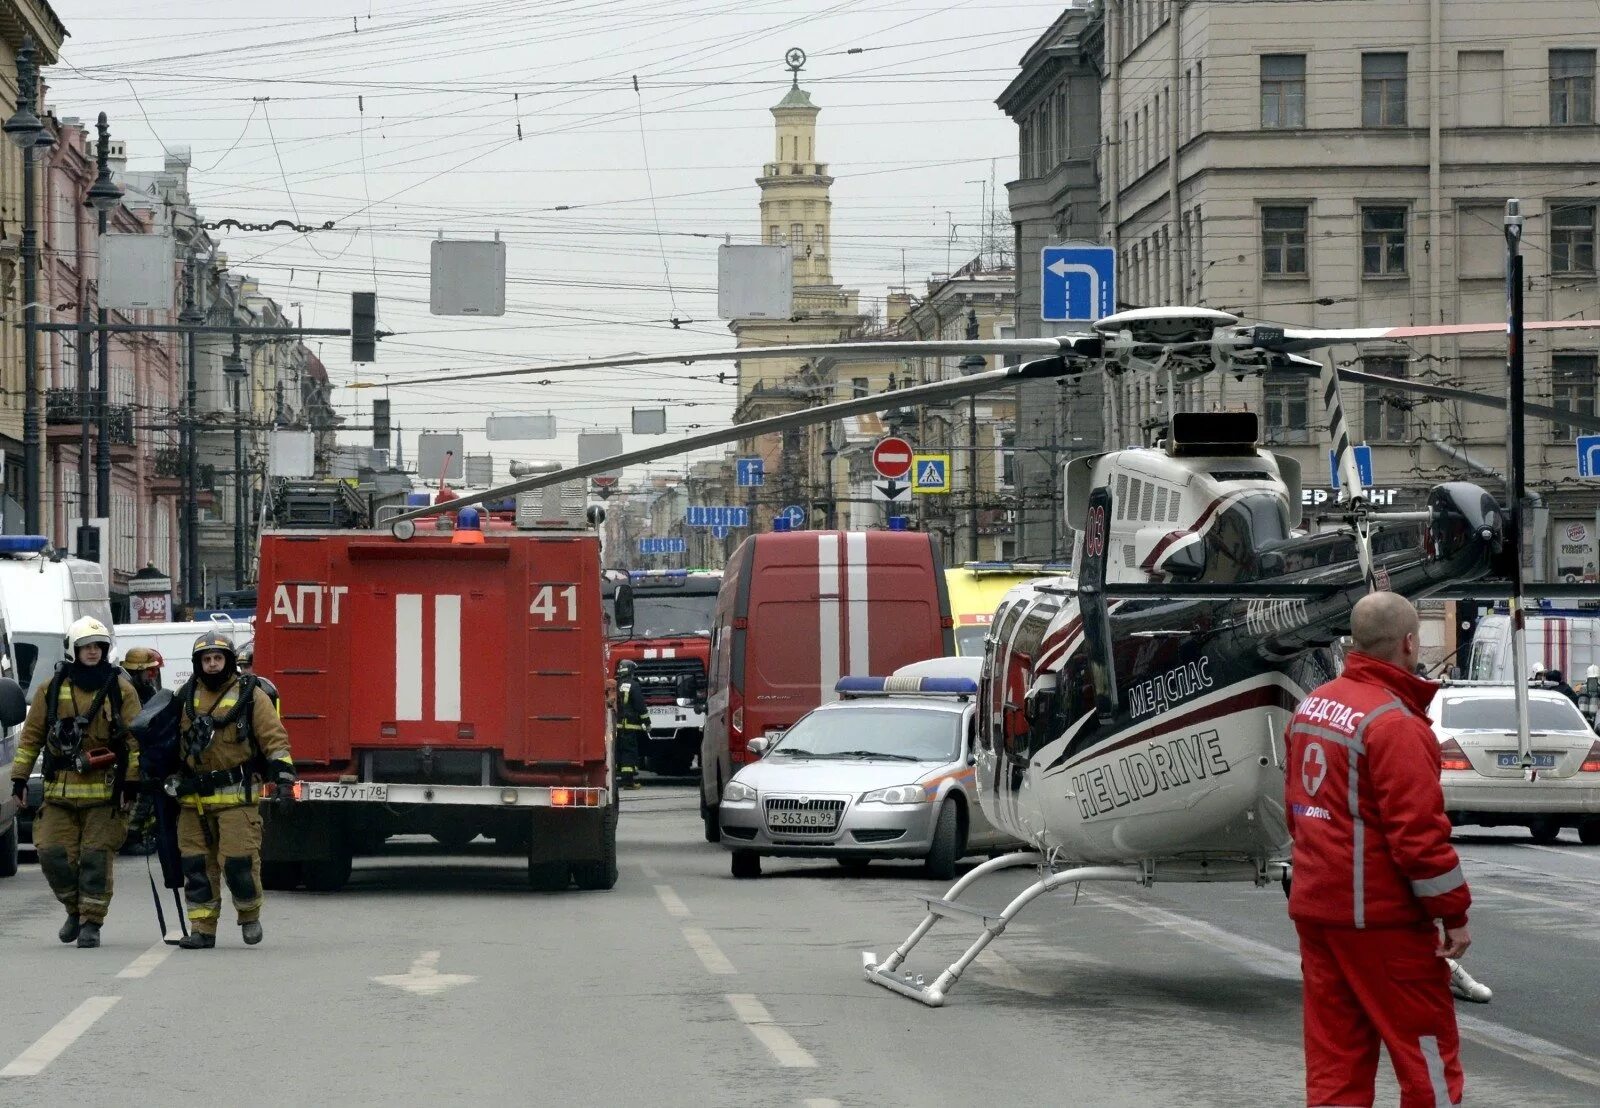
[736, 457, 765, 487]
[686, 506, 749, 528]
[638, 537, 687, 555]
[1328, 445, 1374, 489]
[779, 505, 806, 528]
[1041, 245, 1117, 323]
[1579, 436, 1600, 479]
[712, 525, 730, 540]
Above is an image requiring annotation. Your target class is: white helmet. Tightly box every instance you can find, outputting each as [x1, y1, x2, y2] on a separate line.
[65, 616, 113, 658]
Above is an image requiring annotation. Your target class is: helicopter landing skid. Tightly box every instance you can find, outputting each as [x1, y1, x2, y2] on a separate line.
[862, 851, 1142, 1007]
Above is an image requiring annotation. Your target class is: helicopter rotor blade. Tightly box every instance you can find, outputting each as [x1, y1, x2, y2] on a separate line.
[348, 337, 1081, 391]
[389, 351, 1090, 523]
[1336, 369, 1600, 435]
[1252, 317, 1600, 355]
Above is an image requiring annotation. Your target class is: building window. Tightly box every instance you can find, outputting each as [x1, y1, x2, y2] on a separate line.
[1550, 50, 1597, 125]
[1552, 354, 1598, 439]
[1262, 206, 1309, 277]
[1361, 207, 1408, 276]
[999, 429, 1016, 489]
[851, 377, 868, 399]
[1551, 205, 1597, 273]
[1362, 53, 1408, 126]
[790, 222, 804, 245]
[767, 224, 780, 244]
[1362, 356, 1409, 442]
[1260, 55, 1306, 129]
[1263, 379, 1309, 444]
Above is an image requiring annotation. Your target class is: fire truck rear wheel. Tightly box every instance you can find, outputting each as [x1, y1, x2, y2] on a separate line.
[528, 862, 571, 892]
[572, 805, 619, 891]
[0, 815, 17, 879]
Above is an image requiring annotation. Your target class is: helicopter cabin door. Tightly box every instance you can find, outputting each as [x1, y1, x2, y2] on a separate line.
[987, 593, 1060, 829]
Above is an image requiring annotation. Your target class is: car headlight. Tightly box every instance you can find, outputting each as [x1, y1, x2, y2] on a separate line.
[860, 784, 928, 805]
[722, 780, 758, 803]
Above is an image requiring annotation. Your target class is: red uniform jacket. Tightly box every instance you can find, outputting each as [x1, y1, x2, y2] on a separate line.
[1284, 651, 1471, 930]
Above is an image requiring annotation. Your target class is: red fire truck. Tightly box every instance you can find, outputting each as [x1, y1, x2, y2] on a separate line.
[604, 569, 720, 776]
[253, 518, 617, 892]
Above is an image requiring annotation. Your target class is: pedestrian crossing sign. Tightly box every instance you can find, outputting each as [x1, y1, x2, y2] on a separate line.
[912, 453, 950, 493]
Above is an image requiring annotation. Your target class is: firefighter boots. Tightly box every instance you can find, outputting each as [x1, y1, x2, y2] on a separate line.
[76, 922, 101, 948]
[177, 931, 215, 950]
[58, 915, 80, 944]
[242, 921, 263, 945]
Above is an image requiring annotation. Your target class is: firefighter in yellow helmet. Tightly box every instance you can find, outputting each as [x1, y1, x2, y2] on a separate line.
[121, 646, 164, 705]
[9, 617, 140, 947]
[171, 631, 293, 949]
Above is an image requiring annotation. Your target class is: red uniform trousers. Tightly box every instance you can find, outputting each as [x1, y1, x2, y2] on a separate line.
[1296, 920, 1463, 1107]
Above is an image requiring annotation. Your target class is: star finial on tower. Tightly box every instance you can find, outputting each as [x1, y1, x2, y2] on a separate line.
[785, 47, 807, 88]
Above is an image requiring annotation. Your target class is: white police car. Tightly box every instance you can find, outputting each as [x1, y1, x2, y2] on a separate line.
[717, 675, 1010, 879]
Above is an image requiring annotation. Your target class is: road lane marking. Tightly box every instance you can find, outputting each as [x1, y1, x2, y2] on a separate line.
[116, 942, 175, 980]
[1093, 892, 1600, 1090]
[655, 885, 691, 919]
[1471, 880, 1600, 916]
[1507, 844, 1600, 869]
[726, 994, 816, 1068]
[1465, 855, 1600, 889]
[1, 997, 120, 1077]
[682, 927, 736, 975]
[371, 950, 477, 996]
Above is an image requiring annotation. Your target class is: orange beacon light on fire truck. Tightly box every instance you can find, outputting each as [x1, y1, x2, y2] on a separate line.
[451, 507, 486, 545]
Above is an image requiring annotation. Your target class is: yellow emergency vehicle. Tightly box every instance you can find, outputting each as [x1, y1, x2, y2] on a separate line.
[943, 563, 1073, 656]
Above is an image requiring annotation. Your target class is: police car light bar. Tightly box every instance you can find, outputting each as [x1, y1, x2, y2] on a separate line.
[630, 569, 689, 581]
[0, 535, 48, 555]
[835, 676, 979, 698]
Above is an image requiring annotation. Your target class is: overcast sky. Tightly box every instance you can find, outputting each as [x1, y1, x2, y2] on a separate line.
[47, 0, 1057, 485]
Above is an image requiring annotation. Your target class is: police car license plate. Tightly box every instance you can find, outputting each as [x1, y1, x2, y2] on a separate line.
[301, 782, 389, 802]
[768, 809, 836, 830]
[1496, 753, 1557, 769]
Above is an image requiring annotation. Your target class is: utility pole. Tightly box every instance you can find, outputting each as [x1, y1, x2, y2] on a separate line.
[76, 301, 92, 551]
[180, 254, 203, 605]
[226, 335, 247, 589]
[958, 307, 985, 562]
[1504, 199, 1533, 770]
[91, 112, 118, 517]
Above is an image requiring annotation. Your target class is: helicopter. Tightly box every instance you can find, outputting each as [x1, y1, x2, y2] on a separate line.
[373, 303, 1600, 1006]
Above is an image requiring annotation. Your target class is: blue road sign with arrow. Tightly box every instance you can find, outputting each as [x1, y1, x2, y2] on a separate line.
[1041, 246, 1116, 323]
[736, 457, 765, 487]
[778, 505, 806, 528]
[1329, 445, 1374, 489]
[1579, 435, 1600, 479]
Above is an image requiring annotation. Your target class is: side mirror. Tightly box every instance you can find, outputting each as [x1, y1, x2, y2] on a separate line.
[746, 736, 768, 757]
[1162, 541, 1207, 580]
[0, 677, 25, 728]
[965, 751, 977, 767]
[613, 582, 635, 630]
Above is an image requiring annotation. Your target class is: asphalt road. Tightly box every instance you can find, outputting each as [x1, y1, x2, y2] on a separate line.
[1, 786, 1597, 1107]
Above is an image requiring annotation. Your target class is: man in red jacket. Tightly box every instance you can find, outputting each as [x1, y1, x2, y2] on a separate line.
[1285, 591, 1471, 1108]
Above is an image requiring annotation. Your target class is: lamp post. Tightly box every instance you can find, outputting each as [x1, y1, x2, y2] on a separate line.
[85, 112, 121, 518]
[178, 252, 203, 606]
[5, 35, 56, 535]
[958, 308, 986, 562]
[223, 335, 247, 589]
[820, 434, 838, 529]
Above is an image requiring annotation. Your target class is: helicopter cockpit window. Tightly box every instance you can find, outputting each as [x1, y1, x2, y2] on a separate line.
[1201, 493, 1292, 584]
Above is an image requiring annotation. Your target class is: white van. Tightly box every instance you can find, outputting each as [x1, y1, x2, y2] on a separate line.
[1467, 609, 1600, 684]
[113, 617, 254, 691]
[0, 538, 114, 698]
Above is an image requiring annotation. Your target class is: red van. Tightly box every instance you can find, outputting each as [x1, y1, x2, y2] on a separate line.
[699, 530, 953, 840]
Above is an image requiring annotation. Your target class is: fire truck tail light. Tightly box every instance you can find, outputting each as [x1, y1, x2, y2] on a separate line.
[1438, 738, 1472, 772]
[550, 788, 571, 806]
[380, 724, 398, 738]
[1581, 742, 1600, 773]
[548, 788, 601, 807]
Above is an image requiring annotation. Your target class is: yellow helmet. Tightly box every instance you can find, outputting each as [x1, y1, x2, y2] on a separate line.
[66, 616, 112, 657]
[123, 646, 164, 672]
[191, 631, 237, 664]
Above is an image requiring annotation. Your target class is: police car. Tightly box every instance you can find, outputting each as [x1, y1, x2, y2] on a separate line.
[717, 673, 1012, 879]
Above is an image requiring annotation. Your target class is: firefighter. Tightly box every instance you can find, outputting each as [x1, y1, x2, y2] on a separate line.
[236, 643, 280, 710]
[1284, 592, 1471, 1108]
[614, 659, 648, 789]
[9, 617, 141, 947]
[122, 646, 165, 704]
[171, 632, 294, 949]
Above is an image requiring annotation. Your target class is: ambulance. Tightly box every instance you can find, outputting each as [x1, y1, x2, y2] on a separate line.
[944, 562, 1073, 656]
[699, 530, 953, 841]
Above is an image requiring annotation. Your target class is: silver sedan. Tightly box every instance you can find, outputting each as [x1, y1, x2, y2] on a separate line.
[718, 683, 1010, 879]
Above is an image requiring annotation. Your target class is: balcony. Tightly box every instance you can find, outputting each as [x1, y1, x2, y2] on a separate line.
[44, 389, 134, 446]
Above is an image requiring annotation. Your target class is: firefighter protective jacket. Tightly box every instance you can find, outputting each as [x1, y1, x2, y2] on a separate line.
[1284, 651, 1471, 930]
[177, 676, 292, 811]
[616, 680, 649, 730]
[11, 671, 141, 806]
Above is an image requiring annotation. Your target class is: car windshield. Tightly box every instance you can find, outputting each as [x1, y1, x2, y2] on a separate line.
[954, 627, 987, 656]
[770, 706, 961, 762]
[13, 633, 58, 698]
[619, 593, 717, 638]
[1439, 695, 1589, 732]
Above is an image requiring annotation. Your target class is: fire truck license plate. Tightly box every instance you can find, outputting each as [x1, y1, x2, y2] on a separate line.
[301, 782, 390, 802]
[768, 809, 837, 830]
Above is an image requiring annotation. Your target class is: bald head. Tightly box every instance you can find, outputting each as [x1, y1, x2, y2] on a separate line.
[1350, 592, 1421, 667]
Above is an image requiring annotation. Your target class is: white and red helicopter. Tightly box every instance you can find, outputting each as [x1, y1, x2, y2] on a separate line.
[373, 300, 1600, 1006]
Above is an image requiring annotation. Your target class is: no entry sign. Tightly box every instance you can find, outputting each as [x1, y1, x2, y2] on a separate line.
[872, 437, 913, 480]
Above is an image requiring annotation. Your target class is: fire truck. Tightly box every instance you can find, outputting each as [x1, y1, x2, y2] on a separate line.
[253, 500, 617, 893]
[605, 569, 720, 776]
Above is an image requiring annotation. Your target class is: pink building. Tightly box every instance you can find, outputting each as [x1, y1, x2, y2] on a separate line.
[39, 112, 182, 618]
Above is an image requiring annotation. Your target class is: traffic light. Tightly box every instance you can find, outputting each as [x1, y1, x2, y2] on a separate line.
[372, 397, 391, 451]
[351, 291, 377, 363]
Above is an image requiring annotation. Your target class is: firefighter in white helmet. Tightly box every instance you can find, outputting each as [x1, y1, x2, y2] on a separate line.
[9, 617, 141, 947]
